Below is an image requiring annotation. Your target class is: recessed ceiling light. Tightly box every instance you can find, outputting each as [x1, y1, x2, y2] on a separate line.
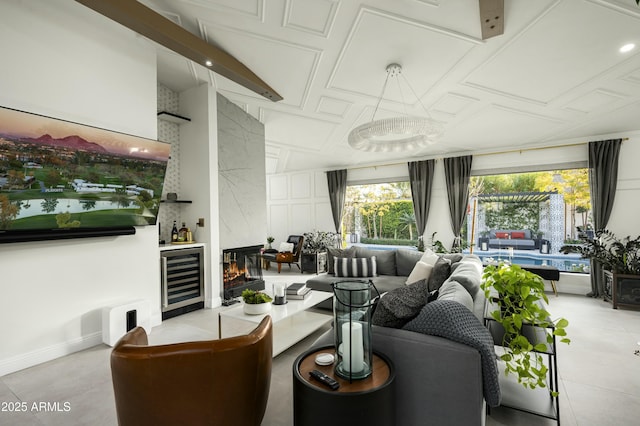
[620, 43, 635, 53]
[205, 60, 213, 66]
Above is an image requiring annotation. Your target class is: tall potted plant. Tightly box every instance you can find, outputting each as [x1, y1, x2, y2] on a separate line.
[561, 229, 640, 308]
[481, 263, 570, 394]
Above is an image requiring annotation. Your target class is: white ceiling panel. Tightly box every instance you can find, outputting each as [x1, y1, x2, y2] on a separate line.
[466, 0, 640, 103]
[283, 0, 339, 37]
[563, 89, 626, 114]
[432, 93, 479, 116]
[179, 0, 263, 20]
[443, 105, 565, 148]
[199, 21, 322, 108]
[328, 7, 480, 103]
[316, 96, 352, 118]
[261, 109, 338, 149]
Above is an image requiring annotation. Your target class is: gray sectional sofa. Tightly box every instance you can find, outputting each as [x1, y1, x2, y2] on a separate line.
[306, 246, 497, 426]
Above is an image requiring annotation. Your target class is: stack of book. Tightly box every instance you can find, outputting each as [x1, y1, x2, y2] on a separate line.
[286, 283, 311, 300]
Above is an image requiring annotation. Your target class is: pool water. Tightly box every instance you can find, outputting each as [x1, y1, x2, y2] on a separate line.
[479, 254, 590, 273]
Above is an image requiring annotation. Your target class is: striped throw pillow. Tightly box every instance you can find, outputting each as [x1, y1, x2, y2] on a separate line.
[334, 256, 377, 278]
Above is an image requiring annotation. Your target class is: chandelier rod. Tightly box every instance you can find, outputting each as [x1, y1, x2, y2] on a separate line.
[400, 73, 433, 119]
[371, 71, 392, 122]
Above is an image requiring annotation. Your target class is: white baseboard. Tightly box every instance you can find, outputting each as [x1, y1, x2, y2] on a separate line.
[0, 332, 103, 377]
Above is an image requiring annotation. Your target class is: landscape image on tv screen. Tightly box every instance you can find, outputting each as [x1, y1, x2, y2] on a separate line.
[0, 106, 171, 232]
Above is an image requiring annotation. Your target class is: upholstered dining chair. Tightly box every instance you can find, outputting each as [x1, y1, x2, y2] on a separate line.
[262, 235, 304, 273]
[110, 316, 273, 426]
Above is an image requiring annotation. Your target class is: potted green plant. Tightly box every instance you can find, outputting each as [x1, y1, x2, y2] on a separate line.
[266, 236, 275, 250]
[481, 263, 570, 394]
[561, 229, 640, 307]
[241, 289, 273, 315]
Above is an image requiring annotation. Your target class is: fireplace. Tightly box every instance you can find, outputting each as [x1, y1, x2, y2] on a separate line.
[222, 244, 265, 305]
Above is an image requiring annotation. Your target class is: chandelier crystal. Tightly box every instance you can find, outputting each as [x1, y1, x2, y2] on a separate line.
[348, 64, 443, 152]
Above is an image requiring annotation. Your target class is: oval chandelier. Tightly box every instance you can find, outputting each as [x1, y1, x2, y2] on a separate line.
[348, 63, 444, 152]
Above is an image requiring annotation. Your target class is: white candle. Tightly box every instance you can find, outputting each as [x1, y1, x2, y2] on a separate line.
[341, 322, 364, 374]
[274, 283, 285, 297]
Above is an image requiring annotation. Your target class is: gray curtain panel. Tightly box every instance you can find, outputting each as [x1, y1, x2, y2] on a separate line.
[444, 155, 473, 250]
[408, 159, 436, 239]
[588, 138, 622, 297]
[326, 169, 347, 233]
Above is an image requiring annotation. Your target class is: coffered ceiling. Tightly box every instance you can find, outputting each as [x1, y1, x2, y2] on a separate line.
[140, 0, 640, 174]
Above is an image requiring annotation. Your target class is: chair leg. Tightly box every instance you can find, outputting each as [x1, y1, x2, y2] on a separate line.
[550, 280, 558, 297]
[277, 263, 282, 273]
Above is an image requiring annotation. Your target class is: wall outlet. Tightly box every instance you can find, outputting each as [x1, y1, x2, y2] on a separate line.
[197, 218, 205, 227]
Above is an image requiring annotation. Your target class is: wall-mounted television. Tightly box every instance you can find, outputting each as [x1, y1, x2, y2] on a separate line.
[0, 106, 170, 243]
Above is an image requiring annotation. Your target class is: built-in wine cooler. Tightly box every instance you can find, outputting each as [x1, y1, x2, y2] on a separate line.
[160, 246, 205, 320]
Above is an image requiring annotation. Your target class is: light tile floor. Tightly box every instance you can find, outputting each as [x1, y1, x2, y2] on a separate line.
[1, 268, 639, 425]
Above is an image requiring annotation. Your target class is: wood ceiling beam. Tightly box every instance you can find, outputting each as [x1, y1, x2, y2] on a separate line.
[75, 0, 282, 102]
[479, 0, 504, 40]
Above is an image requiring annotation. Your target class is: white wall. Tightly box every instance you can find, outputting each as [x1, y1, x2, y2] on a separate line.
[266, 170, 334, 245]
[0, 1, 160, 375]
[179, 84, 220, 307]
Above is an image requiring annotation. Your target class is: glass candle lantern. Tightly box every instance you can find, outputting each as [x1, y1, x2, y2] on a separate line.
[331, 280, 379, 381]
[273, 282, 287, 305]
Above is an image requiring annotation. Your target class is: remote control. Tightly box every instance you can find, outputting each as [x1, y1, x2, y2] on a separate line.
[309, 369, 340, 390]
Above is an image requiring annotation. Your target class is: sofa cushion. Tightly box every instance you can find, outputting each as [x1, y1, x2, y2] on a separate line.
[420, 248, 440, 266]
[327, 247, 356, 274]
[437, 280, 473, 312]
[334, 256, 377, 278]
[396, 249, 423, 276]
[447, 257, 483, 297]
[406, 261, 433, 285]
[372, 278, 430, 328]
[354, 247, 396, 275]
[427, 256, 451, 291]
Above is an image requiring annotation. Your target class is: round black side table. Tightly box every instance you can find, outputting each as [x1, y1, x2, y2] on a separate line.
[292, 345, 395, 426]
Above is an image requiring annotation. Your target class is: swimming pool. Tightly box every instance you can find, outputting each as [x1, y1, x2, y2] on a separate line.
[478, 253, 590, 273]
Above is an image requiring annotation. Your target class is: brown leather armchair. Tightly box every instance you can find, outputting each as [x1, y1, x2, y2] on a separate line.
[262, 235, 304, 273]
[110, 316, 273, 426]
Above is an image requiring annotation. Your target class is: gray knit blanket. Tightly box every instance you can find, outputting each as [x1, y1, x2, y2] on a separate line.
[402, 300, 501, 407]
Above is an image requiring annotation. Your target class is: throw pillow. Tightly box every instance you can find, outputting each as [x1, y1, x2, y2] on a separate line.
[419, 248, 439, 266]
[437, 280, 474, 312]
[511, 231, 525, 239]
[327, 246, 356, 274]
[279, 242, 294, 252]
[448, 259, 482, 297]
[372, 278, 430, 328]
[427, 256, 452, 291]
[441, 253, 463, 264]
[495, 232, 510, 239]
[405, 261, 433, 285]
[334, 256, 377, 278]
[355, 247, 396, 275]
[396, 249, 423, 276]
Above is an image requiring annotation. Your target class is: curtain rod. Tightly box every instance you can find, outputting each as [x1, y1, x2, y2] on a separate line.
[338, 137, 629, 172]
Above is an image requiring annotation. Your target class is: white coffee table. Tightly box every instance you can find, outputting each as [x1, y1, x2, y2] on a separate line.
[218, 290, 333, 356]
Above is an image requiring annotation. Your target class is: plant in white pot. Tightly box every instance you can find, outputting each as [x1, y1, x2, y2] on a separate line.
[242, 289, 273, 315]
